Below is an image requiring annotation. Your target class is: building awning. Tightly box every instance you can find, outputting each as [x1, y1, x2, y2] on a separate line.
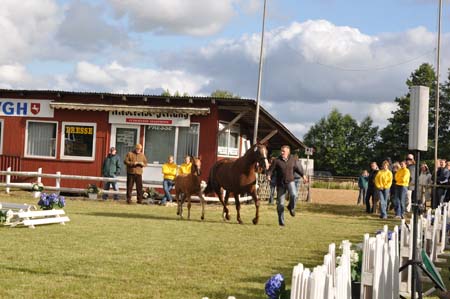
[49, 102, 210, 116]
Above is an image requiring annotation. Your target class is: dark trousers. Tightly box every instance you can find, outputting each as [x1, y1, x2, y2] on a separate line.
[365, 187, 375, 213]
[126, 173, 143, 203]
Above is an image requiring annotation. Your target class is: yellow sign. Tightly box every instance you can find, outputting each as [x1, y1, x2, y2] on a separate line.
[65, 126, 93, 135]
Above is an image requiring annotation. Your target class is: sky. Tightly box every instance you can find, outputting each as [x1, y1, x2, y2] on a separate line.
[1, 0, 449, 139]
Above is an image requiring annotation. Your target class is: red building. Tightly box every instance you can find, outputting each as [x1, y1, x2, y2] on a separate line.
[0, 89, 305, 187]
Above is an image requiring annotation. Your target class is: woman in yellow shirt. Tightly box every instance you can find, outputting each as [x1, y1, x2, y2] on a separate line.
[393, 160, 410, 218]
[374, 160, 393, 219]
[178, 156, 192, 175]
[161, 155, 177, 205]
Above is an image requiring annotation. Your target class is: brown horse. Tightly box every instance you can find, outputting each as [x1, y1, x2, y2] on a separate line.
[204, 143, 269, 224]
[175, 156, 205, 220]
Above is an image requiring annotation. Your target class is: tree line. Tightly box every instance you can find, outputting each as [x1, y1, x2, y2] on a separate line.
[303, 63, 450, 176]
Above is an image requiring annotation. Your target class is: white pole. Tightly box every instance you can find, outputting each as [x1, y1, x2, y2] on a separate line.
[6, 167, 11, 194]
[433, 0, 442, 202]
[56, 171, 61, 195]
[252, 0, 267, 145]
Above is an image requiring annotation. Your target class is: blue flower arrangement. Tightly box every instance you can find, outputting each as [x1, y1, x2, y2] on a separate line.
[376, 229, 395, 241]
[265, 273, 286, 299]
[37, 193, 65, 210]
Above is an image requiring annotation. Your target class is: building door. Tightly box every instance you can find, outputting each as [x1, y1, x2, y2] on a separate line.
[111, 125, 140, 177]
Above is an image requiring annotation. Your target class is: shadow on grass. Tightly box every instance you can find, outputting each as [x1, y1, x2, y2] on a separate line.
[301, 203, 395, 220]
[84, 211, 272, 226]
[1, 265, 104, 280]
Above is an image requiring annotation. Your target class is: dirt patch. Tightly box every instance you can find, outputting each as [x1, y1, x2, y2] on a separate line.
[308, 188, 359, 206]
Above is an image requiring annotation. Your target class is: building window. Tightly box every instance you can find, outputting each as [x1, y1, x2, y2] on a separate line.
[25, 120, 57, 158]
[144, 124, 200, 165]
[218, 121, 240, 157]
[61, 122, 96, 161]
[176, 124, 199, 164]
[145, 126, 175, 164]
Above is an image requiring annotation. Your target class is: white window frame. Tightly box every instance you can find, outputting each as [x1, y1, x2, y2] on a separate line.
[218, 121, 240, 157]
[143, 123, 200, 166]
[0, 118, 4, 155]
[110, 124, 141, 150]
[175, 122, 200, 163]
[60, 121, 97, 161]
[24, 120, 58, 159]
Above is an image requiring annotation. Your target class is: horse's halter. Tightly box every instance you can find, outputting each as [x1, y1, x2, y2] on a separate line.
[254, 145, 269, 171]
[192, 158, 201, 176]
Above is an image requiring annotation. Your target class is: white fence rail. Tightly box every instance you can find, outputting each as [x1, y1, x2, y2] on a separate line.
[0, 167, 253, 203]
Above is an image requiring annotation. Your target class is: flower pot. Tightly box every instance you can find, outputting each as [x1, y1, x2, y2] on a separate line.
[88, 193, 98, 200]
[33, 191, 41, 199]
[351, 281, 361, 299]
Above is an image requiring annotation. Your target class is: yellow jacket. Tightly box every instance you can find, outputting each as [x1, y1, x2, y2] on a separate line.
[178, 162, 192, 175]
[162, 163, 177, 180]
[374, 169, 393, 190]
[395, 168, 410, 187]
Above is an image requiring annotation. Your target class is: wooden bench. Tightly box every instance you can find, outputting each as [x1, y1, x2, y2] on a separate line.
[10, 209, 70, 229]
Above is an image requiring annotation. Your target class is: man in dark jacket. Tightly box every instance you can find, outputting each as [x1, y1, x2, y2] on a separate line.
[102, 147, 121, 200]
[364, 162, 379, 213]
[267, 145, 306, 226]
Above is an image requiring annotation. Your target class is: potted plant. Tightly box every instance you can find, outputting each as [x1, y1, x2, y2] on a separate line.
[31, 182, 44, 198]
[86, 184, 101, 200]
[350, 248, 363, 299]
[143, 187, 158, 204]
[37, 193, 65, 210]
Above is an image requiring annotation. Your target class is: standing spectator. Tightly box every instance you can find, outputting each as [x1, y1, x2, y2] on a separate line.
[293, 154, 304, 191]
[124, 144, 148, 204]
[102, 147, 121, 201]
[160, 155, 177, 206]
[365, 162, 379, 213]
[444, 161, 450, 203]
[434, 159, 449, 208]
[418, 163, 432, 208]
[374, 160, 393, 219]
[267, 145, 307, 226]
[357, 170, 369, 205]
[390, 162, 400, 209]
[178, 155, 192, 175]
[406, 153, 416, 212]
[268, 157, 277, 205]
[393, 161, 410, 219]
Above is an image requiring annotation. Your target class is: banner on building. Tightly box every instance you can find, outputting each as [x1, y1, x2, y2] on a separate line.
[0, 99, 54, 118]
[109, 110, 190, 127]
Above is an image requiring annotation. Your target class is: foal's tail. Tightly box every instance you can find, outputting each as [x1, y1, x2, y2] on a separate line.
[204, 163, 218, 196]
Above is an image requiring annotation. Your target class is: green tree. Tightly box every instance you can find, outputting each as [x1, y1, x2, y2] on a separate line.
[161, 89, 171, 96]
[376, 63, 436, 161]
[210, 90, 240, 98]
[303, 109, 378, 176]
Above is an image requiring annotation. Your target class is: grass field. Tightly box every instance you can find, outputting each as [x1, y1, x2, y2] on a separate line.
[0, 190, 442, 298]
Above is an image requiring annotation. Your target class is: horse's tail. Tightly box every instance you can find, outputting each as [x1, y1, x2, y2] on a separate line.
[204, 163, 218, 195]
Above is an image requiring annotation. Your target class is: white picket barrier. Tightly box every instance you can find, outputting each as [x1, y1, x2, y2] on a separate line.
[290, 241, 351, 299]
[289, 204, 449, 299]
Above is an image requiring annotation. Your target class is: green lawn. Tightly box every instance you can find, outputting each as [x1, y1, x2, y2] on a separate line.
[0, 191, 437, 298]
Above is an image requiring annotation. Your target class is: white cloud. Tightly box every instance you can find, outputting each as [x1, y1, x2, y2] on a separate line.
[0, 0, 61, 64]
[0, 64, 32, 88]
[108, 0, 237, 36]
[74, 61, 210, 94]
[56, 0, 128, 51]
[159, 20, 436, 106]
